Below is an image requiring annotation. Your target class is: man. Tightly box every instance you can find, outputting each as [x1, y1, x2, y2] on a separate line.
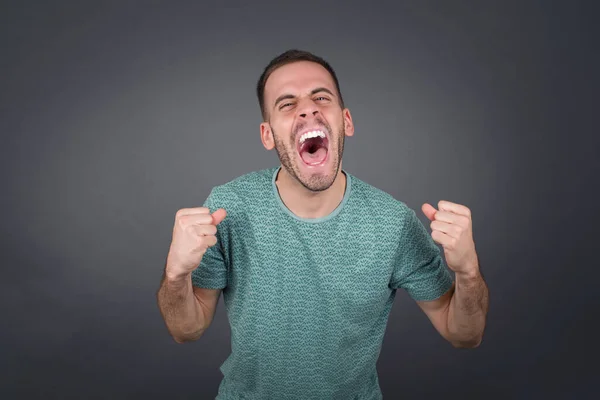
[157, 49, 489, 400]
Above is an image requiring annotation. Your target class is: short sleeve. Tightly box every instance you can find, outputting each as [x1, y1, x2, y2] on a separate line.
[191, 188, 228, 289]
[389, 208, 454, 301]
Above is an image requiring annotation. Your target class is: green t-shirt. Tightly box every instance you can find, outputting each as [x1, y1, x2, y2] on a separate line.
[192, 166, 454, 400]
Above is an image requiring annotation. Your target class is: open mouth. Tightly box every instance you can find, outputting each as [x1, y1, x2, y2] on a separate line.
[296, 130, 329, 166]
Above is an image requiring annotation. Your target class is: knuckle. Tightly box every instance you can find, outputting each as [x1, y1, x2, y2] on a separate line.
[197, 236, 208, 247]
[178, 215, 191, 227]
[175, 209, 188, 221]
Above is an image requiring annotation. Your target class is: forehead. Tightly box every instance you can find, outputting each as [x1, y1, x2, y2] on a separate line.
[264, 61, 336, 102]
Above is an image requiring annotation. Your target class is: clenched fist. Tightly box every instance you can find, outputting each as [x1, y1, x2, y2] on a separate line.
[165, 207, 227, 280]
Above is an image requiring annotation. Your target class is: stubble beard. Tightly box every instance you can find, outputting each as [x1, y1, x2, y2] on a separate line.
[272, 121, 345, 192]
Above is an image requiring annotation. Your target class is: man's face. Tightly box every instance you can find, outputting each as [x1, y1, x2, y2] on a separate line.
[260, 61, 354, 192]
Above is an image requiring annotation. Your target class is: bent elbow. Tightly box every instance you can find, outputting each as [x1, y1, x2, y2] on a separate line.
[452, 341, 480, 349]
[173, 336, 190, 344]
[171, 329, 204, 344]
[450, 336, 483, 349]
[172, 335, 198, 344]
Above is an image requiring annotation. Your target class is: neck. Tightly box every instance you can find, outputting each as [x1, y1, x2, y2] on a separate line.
[275, 164, 347, 220]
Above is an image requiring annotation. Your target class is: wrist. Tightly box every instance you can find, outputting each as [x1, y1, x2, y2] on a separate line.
[455, 255, 479, 278]
[165, 266, 192, 283]
[455, 263, 480, 281]
[456, 269, 479, 282]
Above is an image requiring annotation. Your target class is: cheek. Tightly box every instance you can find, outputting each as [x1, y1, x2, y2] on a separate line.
[272, 118, 294, 137]
[324, 110, 344, 130]
[272, 125, 294, 151]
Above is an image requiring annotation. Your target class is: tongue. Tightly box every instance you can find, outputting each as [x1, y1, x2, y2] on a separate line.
[300, 146, 327, 165]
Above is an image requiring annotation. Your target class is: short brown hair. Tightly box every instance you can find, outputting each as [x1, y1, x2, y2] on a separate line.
[256, 49, 345, 121]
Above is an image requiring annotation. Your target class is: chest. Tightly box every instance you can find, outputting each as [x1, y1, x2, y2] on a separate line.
[226, 215, 401, 319]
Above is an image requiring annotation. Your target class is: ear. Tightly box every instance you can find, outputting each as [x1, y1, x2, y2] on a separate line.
[343, 108, 355, 137]
[260, 122, 275, 150]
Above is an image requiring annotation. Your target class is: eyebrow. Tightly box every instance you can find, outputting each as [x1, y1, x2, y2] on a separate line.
[273, 87, 336, 109]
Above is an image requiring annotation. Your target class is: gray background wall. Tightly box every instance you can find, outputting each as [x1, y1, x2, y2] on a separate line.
[1, 1, 598, 399]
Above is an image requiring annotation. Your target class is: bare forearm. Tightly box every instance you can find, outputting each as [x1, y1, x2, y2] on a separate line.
[157, 271, 206, 343]
[447, 265, 489, 347]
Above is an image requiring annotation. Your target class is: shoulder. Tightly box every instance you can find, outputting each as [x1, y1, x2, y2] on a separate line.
[205, 166, 277, 213]
[346, 171, 414, 224]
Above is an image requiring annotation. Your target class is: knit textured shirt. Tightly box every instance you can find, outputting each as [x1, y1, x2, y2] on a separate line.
[191, 166, 454, 399]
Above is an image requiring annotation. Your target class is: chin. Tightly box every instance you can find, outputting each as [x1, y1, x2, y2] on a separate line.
[295, 159, 339, 192]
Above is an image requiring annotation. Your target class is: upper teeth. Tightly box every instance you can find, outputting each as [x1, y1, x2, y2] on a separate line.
[299, 130, 326, 144]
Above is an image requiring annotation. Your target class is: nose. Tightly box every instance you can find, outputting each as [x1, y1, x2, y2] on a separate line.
[299, 109, 319, 118]
[297, 97, 320, 119]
